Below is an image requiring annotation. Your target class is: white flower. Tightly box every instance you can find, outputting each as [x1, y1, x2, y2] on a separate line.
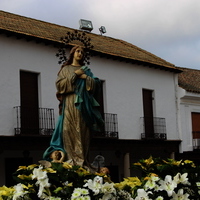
[196, 182, 200, 187]
[36, 177, 50, 198]
[93, 176, 103, 184]
[49, 197, 62, 200]
[101, 182, 116, 194]
[135, 189, 152, 200]
[72, 196, 84, 200]
[171, 189, 190, 200]
[155, 196, 164, 200]
[84, 176, 103, 195]
[159, 175, 177, 197]
[71, 188, 82, 199]
[101, 193, 114, 200]
[80, 188, 89, 195]
[32, 165, 51, 198]
[71, 188, 90, 200]
[83, 195, 91, 200]
[77, 196, 84, 200]
[174, 173, 190, 185]
[13, 183, 28, 200]
[32, 165, 48, 180]
[13, 183, 24, 193]
[63, 181, 69, 186]
[36, 177, 50, 188]
[99, 182, 116, 200]
[144, 175, 159, 190]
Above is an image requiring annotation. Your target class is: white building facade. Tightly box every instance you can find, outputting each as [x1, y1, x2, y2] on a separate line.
[0, 11, 182, 185]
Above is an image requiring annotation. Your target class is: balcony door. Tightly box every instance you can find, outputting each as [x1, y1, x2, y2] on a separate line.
[192, 112, 200, 139]
[142, 89, 154, 137]
[20, 71, 39, 135]
[192, 112, 200, 149]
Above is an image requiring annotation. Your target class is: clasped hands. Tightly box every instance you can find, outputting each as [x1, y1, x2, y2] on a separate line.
[75, 68, 87, 79]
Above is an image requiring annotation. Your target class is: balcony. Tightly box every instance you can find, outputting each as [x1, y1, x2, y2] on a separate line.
[193, 131, 200, 149]
[14, 106, 55, 135]
[193, 138, 200, 149]
[14, 107, 118, 139]
[92, 113, 118, 139]
[140, 117, 167, 140]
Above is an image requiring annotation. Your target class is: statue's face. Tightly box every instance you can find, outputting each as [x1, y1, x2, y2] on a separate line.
[51, 151, 60, 159]
[73, 47, 84, 62]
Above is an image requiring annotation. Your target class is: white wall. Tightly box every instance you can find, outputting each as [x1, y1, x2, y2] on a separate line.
[0, 36, 61, 135]
[89, 57, 179, 140]
[0, 34, 179, 141]
[179, 88, 200, 152]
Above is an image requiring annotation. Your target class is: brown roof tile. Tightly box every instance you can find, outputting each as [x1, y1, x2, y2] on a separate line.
[178, 67, 200, 94]
[0, 10, 180, 72]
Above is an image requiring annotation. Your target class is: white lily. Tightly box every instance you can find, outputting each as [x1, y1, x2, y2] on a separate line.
[101, 182, 116, 194]
[135, 188, 152, 200]
[12, 183, 28, 200]
[32, 165, 51, 198]
[144, 175, 159, 190]
[171, 189, 190, 200]
[159, 175, 177, 197]
[84, 176, 103, 195]
[32, 165, 48, 180]
[174, 173, 190, 185]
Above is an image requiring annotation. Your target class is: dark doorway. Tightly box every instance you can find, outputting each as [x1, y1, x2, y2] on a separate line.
[20, 71, 39, 135]
[93, 80, 105, 136]
[106, 165, 119, 183]
[142, 89, 154, 138]
[5, 157, 33, 186]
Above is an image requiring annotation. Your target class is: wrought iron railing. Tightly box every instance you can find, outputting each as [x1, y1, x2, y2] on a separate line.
[140, 117, 167, 140]
[193, 131, 200, 149]
[14, 107, 118, 138]
[92, 113, 118, 139]
[14, 106, 55, 135]
[193, 138, 200, 149]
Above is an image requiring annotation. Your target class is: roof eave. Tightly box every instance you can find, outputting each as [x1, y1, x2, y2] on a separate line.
[0, 28, 181, 73]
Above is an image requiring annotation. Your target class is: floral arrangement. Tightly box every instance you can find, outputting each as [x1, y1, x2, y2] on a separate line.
[0, 162, 131, 200]
[0, 157, 200, 200]
[131, 156, 200, 199]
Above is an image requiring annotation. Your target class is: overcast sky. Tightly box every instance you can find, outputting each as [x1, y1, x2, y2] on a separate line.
[1, 0, 200, 69]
